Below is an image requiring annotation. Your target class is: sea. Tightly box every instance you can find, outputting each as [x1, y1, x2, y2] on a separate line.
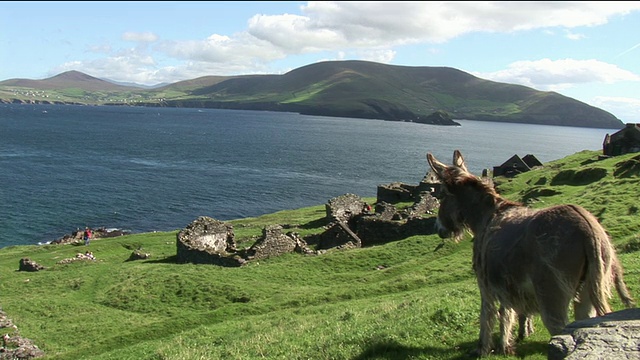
[0, 103, 620, 248]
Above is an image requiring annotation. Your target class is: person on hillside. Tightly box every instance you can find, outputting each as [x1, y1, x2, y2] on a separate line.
[83, 227, 92, 246]
[362, 202, 372, 214]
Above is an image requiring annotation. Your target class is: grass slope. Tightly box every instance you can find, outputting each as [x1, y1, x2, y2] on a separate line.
[0, 150, 638, 359]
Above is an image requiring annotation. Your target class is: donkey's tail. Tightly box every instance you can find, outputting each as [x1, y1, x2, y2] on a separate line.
[613, 260, 636, 309]
[571, 205, 633, 316]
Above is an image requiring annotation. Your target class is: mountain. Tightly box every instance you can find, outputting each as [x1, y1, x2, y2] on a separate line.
[0, 70, 134, 92]
[0, 61, 625, 129]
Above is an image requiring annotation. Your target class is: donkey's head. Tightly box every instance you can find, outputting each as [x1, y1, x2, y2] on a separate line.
[428, 150, 503, 241]
[426, 150, 478, 241]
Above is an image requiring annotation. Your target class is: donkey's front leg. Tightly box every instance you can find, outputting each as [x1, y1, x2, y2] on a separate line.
[476, 297, 497, 356]
[498, 306, 517, 355]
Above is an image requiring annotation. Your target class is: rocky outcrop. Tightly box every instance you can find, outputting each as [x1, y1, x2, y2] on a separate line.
[415, 110, 460, 126]
[548, 308, 640, 360]
[48, 227, 130, 245]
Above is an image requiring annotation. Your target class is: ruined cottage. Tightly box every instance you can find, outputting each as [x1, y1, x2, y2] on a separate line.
[603, 123, 640, 156]
[492, 154, 542, 177]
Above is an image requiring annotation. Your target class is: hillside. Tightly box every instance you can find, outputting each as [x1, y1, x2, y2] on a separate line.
[0, 70, 134, 92]
[0, 60, 624, 129]
[0, 149, 638, 359]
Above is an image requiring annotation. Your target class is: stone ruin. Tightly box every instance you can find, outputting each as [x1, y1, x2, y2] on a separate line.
[377, 169, 443, 204]
[0, 308, 44, 359]
[325, 193, 368, 222]
[175, 216, 244, 267]
[315, 192, 438, 250]
[175, 168, 445, 266]
[244, 225, 315, 260]
[175, 216, 317, 266]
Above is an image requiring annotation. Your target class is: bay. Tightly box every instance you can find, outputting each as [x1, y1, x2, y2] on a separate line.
[0, 103, 617, 247]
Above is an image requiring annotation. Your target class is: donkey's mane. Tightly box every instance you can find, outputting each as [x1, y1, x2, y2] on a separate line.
[449, 167, 522, 211]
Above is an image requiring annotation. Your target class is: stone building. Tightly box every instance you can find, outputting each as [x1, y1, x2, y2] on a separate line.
[603, 123, 640, 156]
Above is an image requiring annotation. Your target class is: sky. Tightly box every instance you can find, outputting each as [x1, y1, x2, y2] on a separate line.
[2, 1, 640, 123]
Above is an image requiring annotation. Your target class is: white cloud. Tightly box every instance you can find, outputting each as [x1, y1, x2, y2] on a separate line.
[592, 96, 640, 123]
[245, 1, 640, 50]
[52, 52, 159, 85]
[474, 59, 640, 91]
[122, 31, 158, 43]
[157, 32, 285, 66]
[49, 2, 640, 87]
[148, 1, 640, 81]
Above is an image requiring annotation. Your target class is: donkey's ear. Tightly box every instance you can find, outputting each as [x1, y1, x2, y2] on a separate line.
[427, 153, 448, 179]
[453, 150, 468, 172]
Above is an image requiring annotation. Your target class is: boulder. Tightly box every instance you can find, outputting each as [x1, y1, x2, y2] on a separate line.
[18, 258, 45, 272]
[548, 308, 640, 359]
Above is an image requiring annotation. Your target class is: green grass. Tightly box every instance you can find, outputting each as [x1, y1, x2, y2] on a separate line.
[0, 151, 638, 359]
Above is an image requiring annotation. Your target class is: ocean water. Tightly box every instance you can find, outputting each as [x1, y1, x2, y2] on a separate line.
[0, 103, 618, 247]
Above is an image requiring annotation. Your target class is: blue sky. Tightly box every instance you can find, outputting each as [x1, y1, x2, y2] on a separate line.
[2, 1, 640, 123]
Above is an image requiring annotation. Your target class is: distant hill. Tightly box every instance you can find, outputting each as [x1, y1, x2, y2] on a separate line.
[0, 70, 134, 92]
[0, 61, 625, 129]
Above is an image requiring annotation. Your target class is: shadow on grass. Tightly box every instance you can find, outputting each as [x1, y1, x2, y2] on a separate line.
[350, 338, 548, 360]
[298, 217, 330, 229]
[136, 255, 178, 264]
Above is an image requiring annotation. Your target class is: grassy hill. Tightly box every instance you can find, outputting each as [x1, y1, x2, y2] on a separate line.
[0, 60, 624, 129]
[0, 150, 638, 359]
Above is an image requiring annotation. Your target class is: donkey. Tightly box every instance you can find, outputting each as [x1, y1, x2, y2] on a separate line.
[427, 150, 634, 356]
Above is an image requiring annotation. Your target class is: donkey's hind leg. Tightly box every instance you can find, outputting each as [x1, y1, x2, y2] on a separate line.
[498, 306, 517, 355]
[534, 276, 572, 335]
[517, 314, 534, 341]
[476, 297, 498, 356]
[574, 283, 596, 320]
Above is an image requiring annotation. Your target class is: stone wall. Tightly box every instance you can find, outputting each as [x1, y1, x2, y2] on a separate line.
[176, 216, 244, 266]
[244, 225, 298, 260]
[325, 193, 367, 222]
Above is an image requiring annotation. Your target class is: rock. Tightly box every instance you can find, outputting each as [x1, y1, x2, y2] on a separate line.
[18, 258, 45, 272]
[415, 110, 460, 126]
[0, 309, 44, 359]
[548, 308, 640, 360]
[127, 249, 150, 261]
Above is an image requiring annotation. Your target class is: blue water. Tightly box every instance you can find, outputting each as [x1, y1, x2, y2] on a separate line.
[0, 103, 618, 247]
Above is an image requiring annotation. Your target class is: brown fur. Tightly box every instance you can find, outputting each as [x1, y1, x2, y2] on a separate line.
[427, 150, 635, 356]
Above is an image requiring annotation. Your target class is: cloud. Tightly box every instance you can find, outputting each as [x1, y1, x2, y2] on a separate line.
[474, 59, 640, 91]
[52, 2, 640, 86]
[152, 1, 640, 75]
[245, 1, 640, 50]
[122, 31, 158, 43]
[592, 96, 640, 122]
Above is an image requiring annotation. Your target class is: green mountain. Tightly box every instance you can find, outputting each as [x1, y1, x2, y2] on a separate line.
[0, 60, 624, 129]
